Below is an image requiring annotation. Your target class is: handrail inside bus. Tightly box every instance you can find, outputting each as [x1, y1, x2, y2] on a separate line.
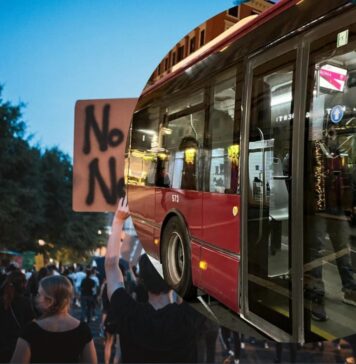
[257, 127, 265, 245]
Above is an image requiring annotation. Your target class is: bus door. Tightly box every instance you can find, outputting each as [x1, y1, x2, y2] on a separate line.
[303, 12, 356, 342]
[241, 41, 305, 342]
[200, 67, 240, 312]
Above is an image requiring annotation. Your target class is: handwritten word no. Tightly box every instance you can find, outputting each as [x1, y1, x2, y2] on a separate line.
[86, 158, 125, 205]
[83, 104, 124, 154]
[83, 104, 125, 205]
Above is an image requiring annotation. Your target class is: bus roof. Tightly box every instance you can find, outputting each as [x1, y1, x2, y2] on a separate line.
[142, 0, 295, 97]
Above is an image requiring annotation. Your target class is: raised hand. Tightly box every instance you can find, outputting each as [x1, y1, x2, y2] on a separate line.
[114, 196, 130, 222]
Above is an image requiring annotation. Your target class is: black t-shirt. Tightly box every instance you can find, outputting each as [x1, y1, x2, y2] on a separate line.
[101, 284, 110, 313]
[20, 321, 92, 363]
[81, 277, 95, 296]
[133, 282, 148, 303]
[110, 287, 204, 363]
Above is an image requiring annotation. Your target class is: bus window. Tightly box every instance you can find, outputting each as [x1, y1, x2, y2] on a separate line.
[162, 110, 205, 190]
[305, 27, 356, 340]
[208, 68, 238, 194]
[166, 90, 204, 115]
[129, 107, 159, 186]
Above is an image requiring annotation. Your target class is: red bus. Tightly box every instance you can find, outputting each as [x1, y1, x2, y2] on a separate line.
[127, 0, 356, 342]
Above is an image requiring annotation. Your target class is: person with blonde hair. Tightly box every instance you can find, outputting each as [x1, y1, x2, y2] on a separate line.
[11, 275, 97, 363]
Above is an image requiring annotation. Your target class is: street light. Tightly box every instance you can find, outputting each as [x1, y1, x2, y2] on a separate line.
[38, 239, 46, 246]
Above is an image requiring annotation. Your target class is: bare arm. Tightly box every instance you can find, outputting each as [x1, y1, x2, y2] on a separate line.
[101, 312, 107, 327]
[11, 338, 31, 364]
[81, 339, 97, 364]
[105, 197, 130, 300]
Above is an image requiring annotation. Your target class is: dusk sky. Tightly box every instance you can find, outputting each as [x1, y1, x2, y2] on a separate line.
[0, 0, 242, 158]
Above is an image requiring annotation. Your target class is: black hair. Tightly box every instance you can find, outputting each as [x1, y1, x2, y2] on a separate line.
[5, 263, 18, 273]
[179, 136, 198, 150]
[138, 254, 171, 294]
[38, 267, 49, 281]
[2, 271, 26, 310]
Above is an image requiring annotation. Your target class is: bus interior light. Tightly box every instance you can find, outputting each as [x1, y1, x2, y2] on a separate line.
[184, 148, 197, 164]
[271, 93, 292, 107]
[137, 129, 157, 136]
[162, 127, 172, 135]
[228, 144, 240, 164]
[157, 153, 168, 160]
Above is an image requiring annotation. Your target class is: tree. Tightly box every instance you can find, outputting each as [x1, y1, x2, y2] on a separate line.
[39, 147, 109, 256]
[0, 86, 109, 260]
[0, 86, 44, 251]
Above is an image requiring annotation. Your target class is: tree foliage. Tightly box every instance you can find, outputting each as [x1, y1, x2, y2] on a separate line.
[0, 86, 108, 260]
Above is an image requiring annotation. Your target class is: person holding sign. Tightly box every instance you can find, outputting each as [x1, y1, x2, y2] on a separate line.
[105, 197, 205, 363]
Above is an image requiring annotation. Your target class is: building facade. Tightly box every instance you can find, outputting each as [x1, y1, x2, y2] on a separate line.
[147, 0, 274, 86]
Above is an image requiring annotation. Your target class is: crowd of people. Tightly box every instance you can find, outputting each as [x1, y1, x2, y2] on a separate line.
[0, 197, 356, 363]
[0, 262, 100, 363]
[0, 259, 222, 363]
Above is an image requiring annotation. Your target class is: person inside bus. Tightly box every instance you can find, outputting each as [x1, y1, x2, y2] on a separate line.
[105, 196, 205, 363]
[179, 136, 199, 190]
[156, 158, 171, 211]
[305, 128, 356, 321]
[156, 167, 170, 188]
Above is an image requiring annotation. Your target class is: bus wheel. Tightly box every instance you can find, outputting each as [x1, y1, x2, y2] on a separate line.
[161, 217, 196, 300]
